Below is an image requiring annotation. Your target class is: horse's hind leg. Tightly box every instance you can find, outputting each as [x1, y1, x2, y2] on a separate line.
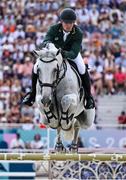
[55, 127, 66, 153]
[69, 119, 80, 153]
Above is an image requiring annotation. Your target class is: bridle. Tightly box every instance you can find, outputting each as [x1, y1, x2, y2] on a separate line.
[37, 57, 67, 93]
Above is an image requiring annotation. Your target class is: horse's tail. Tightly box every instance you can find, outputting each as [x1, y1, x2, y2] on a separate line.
[61, 119, 78, 141]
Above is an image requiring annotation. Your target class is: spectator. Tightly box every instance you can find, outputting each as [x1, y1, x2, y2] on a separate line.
[13, 61, 24, 79]
[13, 24, 25, 39]
[117, 111, 126, 125]
[114, 66, 126, 93]
[30, 134, 44, 149]
[8, 103, 20, 123]
[10, 133, 25, 149]
[90, 68, 103, 95]
[104, 51, 115, 94]
[0, 110, 7, 123]
[22, 56, 33, 77]
[89, 4, 99, 26]
[21, 105, 34, 123]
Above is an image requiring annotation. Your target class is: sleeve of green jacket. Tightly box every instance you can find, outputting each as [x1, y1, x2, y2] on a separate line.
[43, 26, 54, 43]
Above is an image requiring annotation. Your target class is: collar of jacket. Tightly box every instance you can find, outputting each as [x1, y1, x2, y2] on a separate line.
[59, 24, 76, 35]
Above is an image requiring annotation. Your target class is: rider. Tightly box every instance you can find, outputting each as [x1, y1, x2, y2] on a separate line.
[22, 8, 95, 109]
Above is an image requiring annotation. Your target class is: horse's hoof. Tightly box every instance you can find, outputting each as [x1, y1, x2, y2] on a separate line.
[69, 143, 78, 153]
[55, 142, 66, 153]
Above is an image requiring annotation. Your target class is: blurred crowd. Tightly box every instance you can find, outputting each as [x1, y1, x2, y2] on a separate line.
[0, 132, 46, 150]
[0, 0, 126, 124]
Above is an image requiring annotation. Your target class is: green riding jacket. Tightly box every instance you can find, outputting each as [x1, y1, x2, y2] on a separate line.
[43, 23, 83, 59]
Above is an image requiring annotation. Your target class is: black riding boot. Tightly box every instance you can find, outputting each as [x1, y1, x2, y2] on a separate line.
[80, 70, 95, 109]
[22, 71, 38, 106]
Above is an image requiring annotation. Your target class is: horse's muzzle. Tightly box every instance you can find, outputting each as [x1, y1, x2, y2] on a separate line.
[41, 96, 51, 107]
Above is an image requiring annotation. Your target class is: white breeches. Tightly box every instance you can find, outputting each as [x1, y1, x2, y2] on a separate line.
[70, 53, 86, 74]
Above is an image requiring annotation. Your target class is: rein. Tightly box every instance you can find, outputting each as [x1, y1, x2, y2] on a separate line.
[38, 58, 67, 91]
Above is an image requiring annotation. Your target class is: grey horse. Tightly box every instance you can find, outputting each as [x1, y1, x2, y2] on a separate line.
[34, 43, 95, 152]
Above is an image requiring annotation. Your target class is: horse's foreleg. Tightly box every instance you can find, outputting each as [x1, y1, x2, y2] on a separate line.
[60, 94, 78, 130]
[37, 101, 59, 128]
[55, 127, 66, 152]
[43, 107, 59, 129]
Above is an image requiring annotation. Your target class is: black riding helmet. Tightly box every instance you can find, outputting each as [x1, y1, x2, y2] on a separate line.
[60, 8, 76, 23]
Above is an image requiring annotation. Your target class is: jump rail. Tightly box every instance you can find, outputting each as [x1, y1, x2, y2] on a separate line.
[0, 153, 126, 161]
